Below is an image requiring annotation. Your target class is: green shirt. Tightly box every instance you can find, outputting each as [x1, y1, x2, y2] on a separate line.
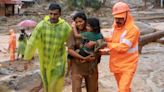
[80, 32, 103, 56]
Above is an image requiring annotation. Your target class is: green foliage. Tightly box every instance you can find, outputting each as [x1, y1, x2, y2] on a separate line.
[67, 0, 84, 9]
[67, 0, 101, 10]
[86, 0, 101, 9]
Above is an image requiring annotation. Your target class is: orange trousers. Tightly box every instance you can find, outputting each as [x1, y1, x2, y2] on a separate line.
[10, 49, 15, 62]
[114, 72, 134, 92]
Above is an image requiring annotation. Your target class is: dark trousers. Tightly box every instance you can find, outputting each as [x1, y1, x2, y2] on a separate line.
[72, 69, 98, 92]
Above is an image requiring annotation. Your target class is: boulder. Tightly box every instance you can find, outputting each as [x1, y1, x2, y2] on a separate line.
[135, 21, 156, 35]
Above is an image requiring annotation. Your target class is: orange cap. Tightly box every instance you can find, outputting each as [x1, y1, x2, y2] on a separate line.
[112, 2, 130, 15]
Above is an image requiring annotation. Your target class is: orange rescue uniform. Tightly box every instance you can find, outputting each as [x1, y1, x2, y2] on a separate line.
[106, 3, 140, 92]
[9, 29, 16, 62]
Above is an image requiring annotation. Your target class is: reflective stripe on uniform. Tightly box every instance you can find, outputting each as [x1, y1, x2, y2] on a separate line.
[120, 30, 132, 47]
[119, 29, 138, 53]
[121, 39, 132, 47]
[127, 44, 138, 53]
[120, 30, 127, 42]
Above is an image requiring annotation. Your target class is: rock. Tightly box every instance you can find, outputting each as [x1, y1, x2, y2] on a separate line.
[0, 68, 13, 75]
[0, 84, 12, 92]
[0, 16, 7, 22]
[150, 22, 164, 31]
[100, 17, 113, 28]
[101, 21, 110, 27]
[135, 21, 156, 35]
[0, 69, 41, 91]
[157, 37, 164, 44]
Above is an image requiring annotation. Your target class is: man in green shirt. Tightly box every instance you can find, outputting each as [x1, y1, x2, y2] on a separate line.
[24, 3, 71, 92]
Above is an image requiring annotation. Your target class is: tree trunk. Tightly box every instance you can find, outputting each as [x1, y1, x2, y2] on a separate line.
[142, 0, 147, 10]
[154, 0, 161, 7]
[139, 30, 164, 53]
[101, 0, 106, 6]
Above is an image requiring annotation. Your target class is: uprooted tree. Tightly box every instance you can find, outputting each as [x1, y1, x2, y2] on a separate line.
[139, 30, 164, 53]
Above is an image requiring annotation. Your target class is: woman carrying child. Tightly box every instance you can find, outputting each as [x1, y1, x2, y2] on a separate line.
[67, 12, 104, 92]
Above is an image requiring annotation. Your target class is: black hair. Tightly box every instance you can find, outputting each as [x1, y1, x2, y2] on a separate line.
[87, 18, 100, 33]
[73, 12, 87, 21]
[19, 33, 25, 41]
[20, 29, 25, 33]
[48, 3, 61, 12]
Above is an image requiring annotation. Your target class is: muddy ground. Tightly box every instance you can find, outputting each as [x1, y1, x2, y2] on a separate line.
[0, 6, 164, 92]
[0, 39, 164, 92]
[0, 30, 164, 92]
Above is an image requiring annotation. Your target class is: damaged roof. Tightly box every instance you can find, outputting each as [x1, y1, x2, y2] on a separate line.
[0, 0, 22, 4]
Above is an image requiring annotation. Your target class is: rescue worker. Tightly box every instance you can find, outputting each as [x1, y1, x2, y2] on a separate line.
[104, 2, 140, 92]
[24, 3, 72, 92]
[8, 29, 16, 62]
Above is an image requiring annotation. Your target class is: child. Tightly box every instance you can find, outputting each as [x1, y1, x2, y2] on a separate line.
[73, 17, 104, 58]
